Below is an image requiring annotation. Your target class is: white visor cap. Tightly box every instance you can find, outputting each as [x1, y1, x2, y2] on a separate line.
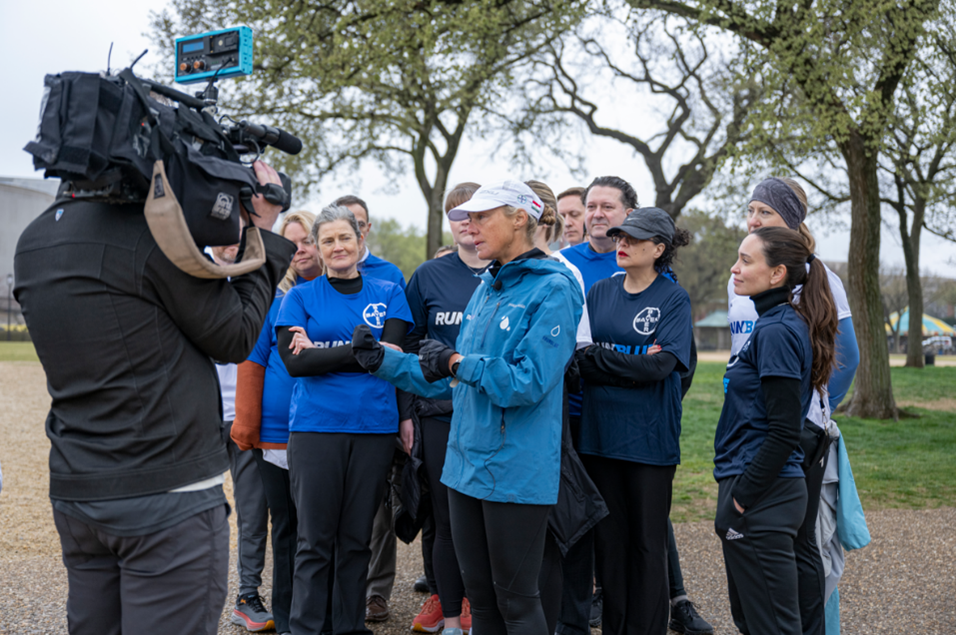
[447, 180, 544, 221]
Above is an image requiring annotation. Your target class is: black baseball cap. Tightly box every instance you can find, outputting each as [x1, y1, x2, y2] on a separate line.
[607, 207, 675, 243]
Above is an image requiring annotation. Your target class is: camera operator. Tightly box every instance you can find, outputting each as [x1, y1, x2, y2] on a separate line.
[14, 160, 297, 635]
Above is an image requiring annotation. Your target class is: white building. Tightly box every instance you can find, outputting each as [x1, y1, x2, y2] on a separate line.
[1, 176, 60, 323]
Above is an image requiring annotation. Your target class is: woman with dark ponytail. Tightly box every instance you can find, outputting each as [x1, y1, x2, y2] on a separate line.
[727, 177, 860, 635]
[575, 208, 694, 635]
[715, 226, 838, 635]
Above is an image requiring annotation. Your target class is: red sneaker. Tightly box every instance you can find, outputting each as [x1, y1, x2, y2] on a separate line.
[460, 597, 472, 634]
[411, 594, 444, 633]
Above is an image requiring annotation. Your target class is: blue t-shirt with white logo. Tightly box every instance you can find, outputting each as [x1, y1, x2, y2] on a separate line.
[713, 303, 811, 481]
[579, 275, 692, 466]
[405, 252, 485, 350]
[276, 276, 413, 434]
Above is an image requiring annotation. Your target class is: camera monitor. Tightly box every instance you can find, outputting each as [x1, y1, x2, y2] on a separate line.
[175, 27, 253, 84]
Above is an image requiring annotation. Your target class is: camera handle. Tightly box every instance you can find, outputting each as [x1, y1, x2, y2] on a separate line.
[239, 176, 292, 218]
[197, 80, 220, 113]
[195, 58, 233, 114]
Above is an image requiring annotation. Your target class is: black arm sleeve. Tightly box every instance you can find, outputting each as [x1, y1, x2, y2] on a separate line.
[585, 347, 679, 383]
[278, 327, 364, 376]
[576, 354, 641, 388]
[278, 317, 409, 377]
[732, 376, 804, 509]
[380, 317, 407, 350]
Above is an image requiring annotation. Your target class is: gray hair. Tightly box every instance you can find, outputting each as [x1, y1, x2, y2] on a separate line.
[310, 204, 361, 243]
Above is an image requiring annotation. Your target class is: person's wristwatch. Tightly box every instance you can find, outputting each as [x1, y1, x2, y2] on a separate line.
[450, 354, 463, 377]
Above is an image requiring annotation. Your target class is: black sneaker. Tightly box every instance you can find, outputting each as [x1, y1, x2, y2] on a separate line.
[414, 574, 429, 593]
[668, 600, 713, 635]
[232, 593, 275, 632]
[589, 588, 603, 628]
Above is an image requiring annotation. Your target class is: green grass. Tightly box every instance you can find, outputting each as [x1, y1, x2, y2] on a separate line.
[672, 362, 956, 522]
[0, 341, 38, 362]
[672, 363, 725, 522]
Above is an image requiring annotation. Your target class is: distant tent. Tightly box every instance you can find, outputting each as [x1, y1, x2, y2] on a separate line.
[694, 310, 730, 351]
[885, 309, 956, 336]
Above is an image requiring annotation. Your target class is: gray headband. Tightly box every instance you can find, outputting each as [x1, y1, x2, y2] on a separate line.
[750, 178, 806, 230]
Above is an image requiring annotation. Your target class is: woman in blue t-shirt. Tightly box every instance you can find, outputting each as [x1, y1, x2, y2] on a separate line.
[714, 226, 838, 635]
[230, 210, 320, 635]
[573, 207, 692, 635]
[275, 204, 414, 635]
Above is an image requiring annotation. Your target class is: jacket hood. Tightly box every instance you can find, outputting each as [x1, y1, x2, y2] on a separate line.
[479, 255, 581, 299]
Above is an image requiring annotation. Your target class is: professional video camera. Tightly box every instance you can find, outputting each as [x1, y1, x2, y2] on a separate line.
[23, 27, 302, 278]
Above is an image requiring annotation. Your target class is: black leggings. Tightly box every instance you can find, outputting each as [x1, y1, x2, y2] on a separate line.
[448, 489, 551, 635]
[421, 416, 465, 617]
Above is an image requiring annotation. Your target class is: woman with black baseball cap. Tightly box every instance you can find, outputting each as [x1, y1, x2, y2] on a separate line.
[574, 208, 693, 635]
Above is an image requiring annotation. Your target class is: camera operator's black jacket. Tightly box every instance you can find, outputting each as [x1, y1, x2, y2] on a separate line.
[14, 200, 295, 501]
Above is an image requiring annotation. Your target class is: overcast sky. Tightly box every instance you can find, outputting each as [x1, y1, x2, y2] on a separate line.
[2, 0, 953, 278]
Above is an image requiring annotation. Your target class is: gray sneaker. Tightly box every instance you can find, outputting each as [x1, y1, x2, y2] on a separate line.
[231, 593, 275, 632]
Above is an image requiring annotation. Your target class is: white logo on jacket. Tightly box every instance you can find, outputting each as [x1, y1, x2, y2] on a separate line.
[363, 303, 387, 328]
[633, 307, 661, 335]
[500, 316, 510, 331]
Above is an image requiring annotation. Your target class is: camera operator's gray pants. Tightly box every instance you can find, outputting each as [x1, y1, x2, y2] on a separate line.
[54, 504, 229, 635]
[223, 420, 269, 596]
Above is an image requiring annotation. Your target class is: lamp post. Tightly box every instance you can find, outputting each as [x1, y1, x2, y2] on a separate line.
[5, 274, 12, 342]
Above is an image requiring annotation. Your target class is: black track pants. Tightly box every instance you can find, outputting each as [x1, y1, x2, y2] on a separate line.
[448, 489, 551, 635]
[716, 476, 807, 635]
[583, 455, 675, 635]
[288, 432, 394, 635]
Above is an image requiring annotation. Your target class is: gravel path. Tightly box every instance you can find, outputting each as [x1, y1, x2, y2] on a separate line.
[1, 361, 953, 634]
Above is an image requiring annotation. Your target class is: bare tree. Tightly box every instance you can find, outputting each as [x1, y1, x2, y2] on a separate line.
[880, 265, 910, 354]
[627, 0, 938, 419]
[879, 12, 956, 366]
[516, 9, 756, 220]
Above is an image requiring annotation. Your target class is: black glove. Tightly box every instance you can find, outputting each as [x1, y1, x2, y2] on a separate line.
[418, 339, 458, 383]
[351, 324, 385, 372]
[564, 354, 581, 394]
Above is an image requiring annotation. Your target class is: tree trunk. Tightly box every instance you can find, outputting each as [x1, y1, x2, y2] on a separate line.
[426, 187, 445, 261]
[841, 133, 898, 419]
[902, 199, 926, 368]
[425, 161, 452, 261]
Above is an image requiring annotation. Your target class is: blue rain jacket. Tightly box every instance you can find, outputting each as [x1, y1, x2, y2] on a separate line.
[373, 255, 583, 504]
